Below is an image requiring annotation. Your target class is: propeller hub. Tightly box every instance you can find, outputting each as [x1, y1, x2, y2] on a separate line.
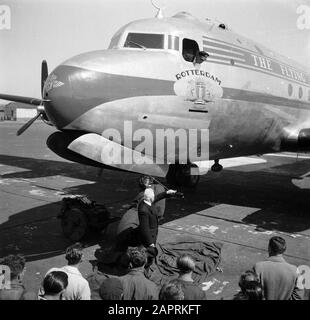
[37, 105, 45, 113]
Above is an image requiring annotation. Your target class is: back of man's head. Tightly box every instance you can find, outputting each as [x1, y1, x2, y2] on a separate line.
[43, 271, 68, 296]
[0, 254, 26, 280]
[65, 242, 83, 265]
[239, 270, 259, 291]
[268, 236, 286, 255]
[99, 278, 123, 300]
[176, 254, 195, 274]
[127, 247, 147, 268]
[159, 280, 184, 300]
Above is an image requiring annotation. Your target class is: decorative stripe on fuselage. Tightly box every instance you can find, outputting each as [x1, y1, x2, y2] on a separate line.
[203, 36, 310, 87]
[223, 87, 310, 110]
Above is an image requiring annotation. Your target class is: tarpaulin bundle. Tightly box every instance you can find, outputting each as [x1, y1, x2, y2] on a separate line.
[146, 238, 223, 286]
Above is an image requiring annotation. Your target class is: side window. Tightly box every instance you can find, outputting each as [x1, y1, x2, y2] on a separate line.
[182, 38, 199, 62]
[168, 35, 179, 51]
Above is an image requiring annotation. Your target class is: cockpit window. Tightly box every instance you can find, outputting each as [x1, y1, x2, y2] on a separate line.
[124, 33, 165, 49]
[182, 38, 199, 62]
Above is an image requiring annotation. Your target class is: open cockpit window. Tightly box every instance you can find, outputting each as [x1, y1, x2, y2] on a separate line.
[182, 38, 199, 62]
[124, 33, 165, 49]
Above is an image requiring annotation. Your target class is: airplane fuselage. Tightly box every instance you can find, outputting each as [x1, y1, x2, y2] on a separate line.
[42, 12, 310, 168]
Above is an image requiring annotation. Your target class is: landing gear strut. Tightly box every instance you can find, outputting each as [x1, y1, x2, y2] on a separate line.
[166, 164, 200, 188]
[211, 159, 223, 172]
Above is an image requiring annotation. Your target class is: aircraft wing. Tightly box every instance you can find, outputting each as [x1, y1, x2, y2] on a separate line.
[68, 133, 169, 177]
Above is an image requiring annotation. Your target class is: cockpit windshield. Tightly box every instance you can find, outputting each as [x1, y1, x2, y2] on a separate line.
[124, 33, 165, 49]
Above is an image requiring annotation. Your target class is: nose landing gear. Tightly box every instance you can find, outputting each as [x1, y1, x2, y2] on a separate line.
[211, 159, 223, 172]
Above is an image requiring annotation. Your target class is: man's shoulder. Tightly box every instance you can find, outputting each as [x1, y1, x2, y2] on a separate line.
[254, 259, 297, 273]
[122, 272, 156, 287]
[58, 266, 89, 285]
[0, 286, 24, 300]
[254, 260, 267, 268]
[180, 281, 205, 299]
[144, 277, 158, 288]
[254, 260, 275, 271]
[67, 271, 89, 285]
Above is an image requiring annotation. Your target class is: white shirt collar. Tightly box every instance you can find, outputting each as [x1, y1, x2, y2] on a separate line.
[144, 200, 152, 206]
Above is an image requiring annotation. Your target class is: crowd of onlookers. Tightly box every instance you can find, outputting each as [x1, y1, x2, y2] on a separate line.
[0, 235, 306, 300]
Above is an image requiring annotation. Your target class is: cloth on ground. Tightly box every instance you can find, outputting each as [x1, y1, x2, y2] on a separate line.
[95, 237, 222, 287]
[146, 238, 223, 286]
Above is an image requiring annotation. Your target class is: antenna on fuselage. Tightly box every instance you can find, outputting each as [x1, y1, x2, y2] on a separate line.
[151, 0, 165, 19]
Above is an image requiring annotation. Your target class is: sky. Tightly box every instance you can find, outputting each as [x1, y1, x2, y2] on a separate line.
[0, 0, 310, 101]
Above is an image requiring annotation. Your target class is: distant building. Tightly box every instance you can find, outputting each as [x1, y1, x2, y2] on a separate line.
[0, 102, 37, 121]
[0, 103, 16, 120]
[16, 108, 37, 119]
[0, 105, 5, 121]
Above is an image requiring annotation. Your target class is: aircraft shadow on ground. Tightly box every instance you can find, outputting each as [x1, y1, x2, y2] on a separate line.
[0, 154, 100, 181]
[1, 154, 310, 261]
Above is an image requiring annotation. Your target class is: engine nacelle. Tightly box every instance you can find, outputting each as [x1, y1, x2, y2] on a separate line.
[47, 131, 106, 168]
[281, 128, 310, 152]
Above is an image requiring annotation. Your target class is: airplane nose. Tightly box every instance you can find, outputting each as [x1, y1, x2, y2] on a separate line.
[42, 66, 74, 129]
[42, 64, 107, 130]
[43, 50, 176, 130]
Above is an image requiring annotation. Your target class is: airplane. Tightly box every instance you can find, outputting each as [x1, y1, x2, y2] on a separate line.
[1, 5, 310, 189]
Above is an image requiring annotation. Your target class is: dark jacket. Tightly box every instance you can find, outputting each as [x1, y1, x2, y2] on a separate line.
[87, 270, 109, 300]
[177, 279, 206, 300]
[137, 192, 167, 247]
[0, 280, 36, 300]
[254, 256, 303, 300]
[120, 267, 158, 300]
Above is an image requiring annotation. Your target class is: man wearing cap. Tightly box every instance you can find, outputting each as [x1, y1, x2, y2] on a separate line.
[253, 236, 304, 300]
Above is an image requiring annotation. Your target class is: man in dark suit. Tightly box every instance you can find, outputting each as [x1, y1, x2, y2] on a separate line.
[137, 187, 176, 264]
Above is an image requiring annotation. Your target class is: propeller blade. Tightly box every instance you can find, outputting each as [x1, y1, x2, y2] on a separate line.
[41, 60, 48, 96]
[16, 112, 42, 136]
[0, 94, 47, 106]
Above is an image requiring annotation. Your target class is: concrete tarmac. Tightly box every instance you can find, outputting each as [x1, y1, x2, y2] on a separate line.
[1, 121, 310, 299]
